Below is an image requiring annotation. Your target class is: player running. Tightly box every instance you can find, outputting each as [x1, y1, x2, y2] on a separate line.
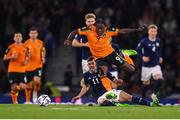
[136, 24, 163, 102]
[72, 56, 159, 106]
[24, 27, 46, 103]
[3, 32, 29, 104]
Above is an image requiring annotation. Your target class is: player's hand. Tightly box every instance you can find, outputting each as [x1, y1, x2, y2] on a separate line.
[83, 42, 89, 47]
[71, 95, 81, 103]
[64, 39, 71, 46]
[137, 24, 147, 32]
[159, 57, 163, 64]
[142, 56, 150, 62]
[42, 57, 46, 64]
[10, 54, 18, 60]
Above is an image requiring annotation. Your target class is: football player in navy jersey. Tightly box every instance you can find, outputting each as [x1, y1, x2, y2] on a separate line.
[72, 13, 95, 73]
[136, 24, 163, 102]
[72, 56, 159, 106]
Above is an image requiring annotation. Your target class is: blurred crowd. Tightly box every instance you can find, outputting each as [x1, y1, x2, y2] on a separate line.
[0, 0, 180, 96]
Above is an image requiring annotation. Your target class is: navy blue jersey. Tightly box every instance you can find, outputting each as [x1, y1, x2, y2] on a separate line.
[83, 68, 115, 100]
[75, 34, 92, 60]
[136, 37, 162, 67]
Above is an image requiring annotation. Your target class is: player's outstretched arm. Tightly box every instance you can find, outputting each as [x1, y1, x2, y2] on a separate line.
[64, 30, 78, 46]
[71, 84, 89, 102]
[72, 39, 89, 47]
[119, 24, 147, 34]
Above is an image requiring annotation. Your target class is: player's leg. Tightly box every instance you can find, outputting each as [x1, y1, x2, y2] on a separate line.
[9, 73, 19, 104]
[33, 75, 41, 103]
[25, 71, 34, 104]
[151, 65, 163, 100]
[18, 73, 29, 90]
[95, 58, 113, 91]
[141, 67, 152, 98]
[97, 92, 116, 106]
[118, 91, 152, 106]
[108, 52, 135, 73]
[104, 89, 159, 106]
[10, 83, 18, 104]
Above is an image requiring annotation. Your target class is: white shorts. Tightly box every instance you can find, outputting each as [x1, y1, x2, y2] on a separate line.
[97, 89, 122, 103]
[110, 71, 118, 79]
[141, 65, 163, 81]
[82, 60, 89, 74]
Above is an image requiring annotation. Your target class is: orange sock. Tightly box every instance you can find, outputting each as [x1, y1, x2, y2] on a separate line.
[124, 55, 134, 65]
[11, 91, 18, 104]
[25, 89, 32, 103]
[101, 77, 112, 91]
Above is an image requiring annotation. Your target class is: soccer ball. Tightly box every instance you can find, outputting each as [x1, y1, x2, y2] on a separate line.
[37, 94, 51, 106]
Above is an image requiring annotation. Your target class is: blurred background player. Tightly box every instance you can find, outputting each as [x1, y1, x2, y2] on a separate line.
[72, 13, 95, 74]
[136, 24, 163, 101]
[24, 27, 46, 103]
[72, 56, 159, 107]
[3, 32, 29, 104]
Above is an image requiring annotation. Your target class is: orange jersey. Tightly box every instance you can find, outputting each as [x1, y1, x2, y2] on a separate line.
[24, 39, 44, 71]
[78, 27, 119, 59]
[5, 43, 27, 73]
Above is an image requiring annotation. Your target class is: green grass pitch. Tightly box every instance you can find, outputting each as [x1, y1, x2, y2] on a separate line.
[0, 104, 180, 119]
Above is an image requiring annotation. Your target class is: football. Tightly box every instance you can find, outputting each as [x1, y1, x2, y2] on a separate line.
[37, 94, 51, 106]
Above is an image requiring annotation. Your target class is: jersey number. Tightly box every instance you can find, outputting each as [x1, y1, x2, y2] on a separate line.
[152, 46, 156, 52]
[92, 78, 99, 84]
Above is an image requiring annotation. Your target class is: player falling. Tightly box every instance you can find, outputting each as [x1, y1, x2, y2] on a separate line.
[65, 19, 146, 77]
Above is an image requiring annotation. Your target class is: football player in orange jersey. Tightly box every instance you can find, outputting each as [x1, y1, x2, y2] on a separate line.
[65, 19, 145, 77]
[24, 27, 46, 104]
[3, 32, 29, 104]
[66, 14, 135, 88]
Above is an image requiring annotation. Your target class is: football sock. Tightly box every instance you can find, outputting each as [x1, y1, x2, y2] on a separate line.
[142, 84, 150, 98]
[132, 96, 151, 106]
[153, 80, 161, 94]
[124, 55, 134, 65]
[11, 91, 18, 104]
[25, 89, 32, 103]
[101, 77, 112, 91]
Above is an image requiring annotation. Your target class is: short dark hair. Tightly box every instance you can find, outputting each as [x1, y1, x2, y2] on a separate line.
[95, 18, 107, 26]
[87, 56, 94, 62]
[30, 27, 38, 32]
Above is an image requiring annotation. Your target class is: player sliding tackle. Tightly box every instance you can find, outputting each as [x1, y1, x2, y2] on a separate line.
[72, 56, 159, 106]
[64, 19, 146, 76]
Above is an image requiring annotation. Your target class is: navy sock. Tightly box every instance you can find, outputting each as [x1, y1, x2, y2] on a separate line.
[132, 96, 151, 106]
[153, 80, 161, 94]
[101, 100, 116, 106]
[142, 84, 150, 98]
